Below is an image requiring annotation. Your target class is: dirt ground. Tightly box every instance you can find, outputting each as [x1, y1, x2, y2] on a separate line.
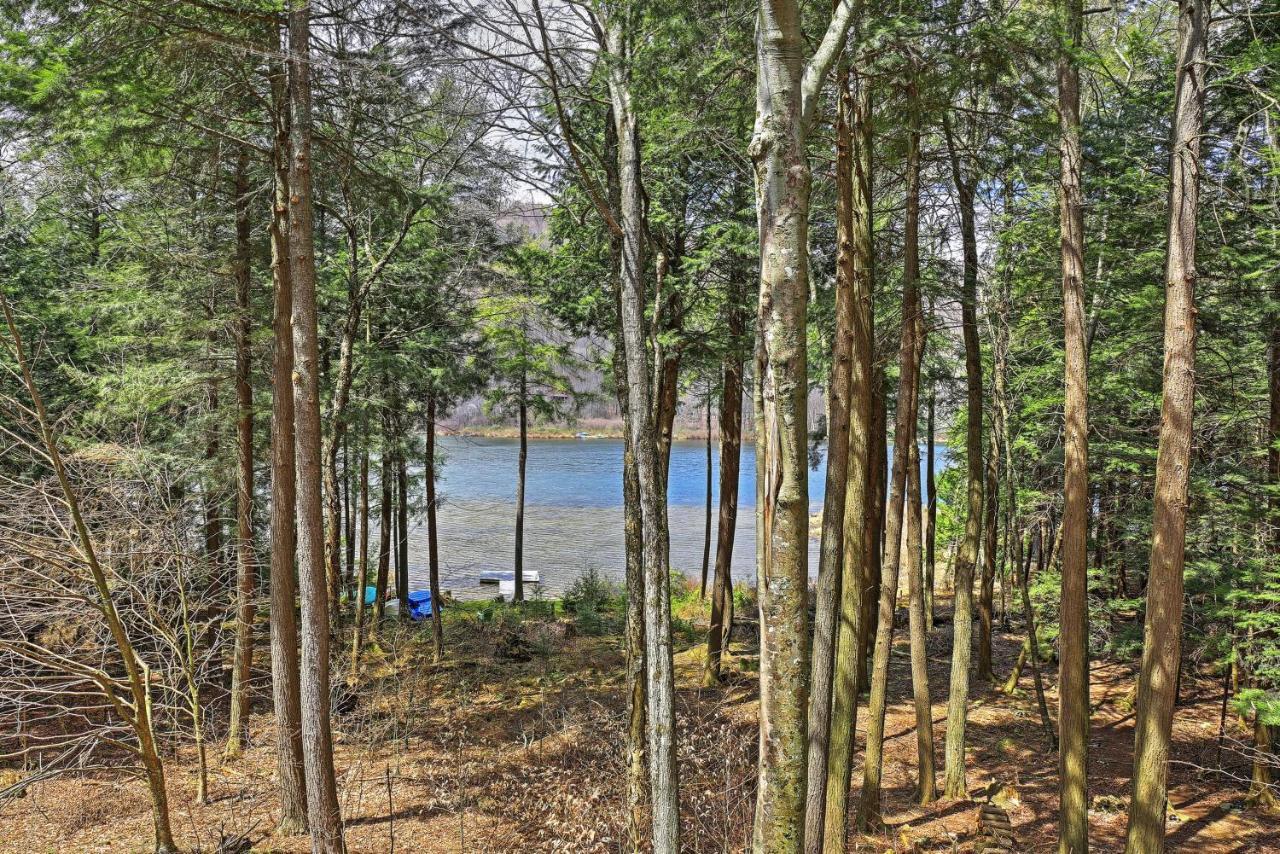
[3, 602, 1277, 853]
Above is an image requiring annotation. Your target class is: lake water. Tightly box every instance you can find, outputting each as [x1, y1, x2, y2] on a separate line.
[402, 437, 945, 601]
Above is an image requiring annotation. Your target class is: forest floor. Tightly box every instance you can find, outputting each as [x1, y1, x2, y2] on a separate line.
[3, 591, 1277, 853]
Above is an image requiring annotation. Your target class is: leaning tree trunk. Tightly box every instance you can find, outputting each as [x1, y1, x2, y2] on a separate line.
[857, 106, 925, 830]
[266, 57, 308, 833]
[943, 115, 984, 801]
[604, 16, 678, 850]
[803, 41, 858, 848]
[821, 59, 875, 852]
[2, 303, 179, 854]
[286, 3, 344, 847]
[225, 148, 256, 760]
[1057, 0, 1091, 842]
[1124, 0, 1207, 848]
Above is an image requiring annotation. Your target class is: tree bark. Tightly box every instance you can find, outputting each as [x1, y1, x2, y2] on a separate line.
[925, 389, 937, 630]
[396, 429, 409, 615]
[704, 284, 746, 686]
[857, 106, 925, 829]
[820, 60, 875, 851]
[373, 428, 393, 629]
[225, 147, 256, 760]
[286, 4, 344, 846]
[515, 369, 527, 602]
[1057, 0, 1091, 841]
[267, 54, 308, 834]
[802, 41, 858, 846]
[349, 420, 370, 682]
[906, 402, 936, 804]
[426, 395, 443, 660]
[603, 15, 679, 849]
[979, 428, 998, 682]
[942, 114, 984, 801]
[700, 385, 713, 597]
[748, 0, 860, 838]
[1124, 0, 1207, 847]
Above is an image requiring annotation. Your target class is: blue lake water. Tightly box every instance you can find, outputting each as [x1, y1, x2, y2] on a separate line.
[436, 436, 945, 508]
[405, 436, 949, 599]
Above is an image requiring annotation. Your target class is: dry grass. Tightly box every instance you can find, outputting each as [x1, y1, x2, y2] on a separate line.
[1, 597, 1276, 852]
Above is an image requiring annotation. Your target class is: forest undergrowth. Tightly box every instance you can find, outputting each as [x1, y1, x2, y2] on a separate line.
[3, 588, 1275, 853]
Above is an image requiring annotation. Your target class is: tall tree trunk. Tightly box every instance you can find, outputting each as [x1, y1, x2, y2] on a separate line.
[226, 148, 256, 760]
[396, 433, 409, 615]
[704, 284, 746, 686]
[344, 435, 355, 591]
[860, 360, 887, 687]
[373, 432, 392, 629]
[701, 384, 713, 597]
[821, 60, 875, 851]
[748, 0, 860, 835]
[857, 105, 925, 830]
[349, 421, 370, 682]
[803, 41, 858, 846]
[925, 389, 937, 630]
[267, 56, 308, 834]
[1057, 0, 1091, 841]
[426, 395, 443, 660]
[943, 115, 984, 801]
[604, 105, 649, 851]
[906, 400, 936, 804]
[979, 429, 998, 682]
[603, 16, 679, 849]
[1124, 0, 1207, 847]
[515, 369, 528, 602]
[286, 4, 344, 846]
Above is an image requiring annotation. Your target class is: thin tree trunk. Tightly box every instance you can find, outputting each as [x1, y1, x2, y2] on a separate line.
[704, 286, 745, 686]
[942, 114, 984, 801]
[860, 360, 887, 688]
[397, 431, 409, 615]
[286, 3, 344, 845]
[225, 147, 256, 759]
[925, 389, 937, 630]
[979, 429, 998, 682]
[267, 56, 308, 833]
[857, 104, 925, 830]
[603, 105, 649, 851]
[1124, 0, 1207, 847]
[602, 17, 679, 848]
[344, 434, 355, 591]
[701, 384, 713, 597]
[821, 60, 875, 851]
[349, 421, 370, 682]
[1057, 0, 1091, 840]
[906, 407, 936, 803]
[515, 369, 527, 603]
[373, 432, 393, 629]
[803, 39, 858, 844]
[2, 302, 178, 854]
[426, 395, 443, 660]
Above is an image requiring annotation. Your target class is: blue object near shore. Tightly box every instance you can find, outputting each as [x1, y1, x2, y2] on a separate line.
[407, 589, 433, 621]
[364, 586, 377, 606]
